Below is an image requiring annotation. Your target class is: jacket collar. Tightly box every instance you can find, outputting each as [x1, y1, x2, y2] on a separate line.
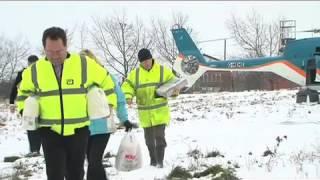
[45, 52, 71, 61]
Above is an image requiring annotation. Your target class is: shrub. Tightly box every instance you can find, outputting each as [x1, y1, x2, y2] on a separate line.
[193, 165, 240, 180]
[167, 166, 193, 180]
[206, 150, 224, 158]
[187, 148, 203, 160]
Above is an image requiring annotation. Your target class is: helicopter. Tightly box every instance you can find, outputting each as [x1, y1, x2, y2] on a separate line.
[171, 27, 320, 103]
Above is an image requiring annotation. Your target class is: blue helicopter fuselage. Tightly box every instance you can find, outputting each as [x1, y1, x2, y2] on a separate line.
[172, 28, 320, 87]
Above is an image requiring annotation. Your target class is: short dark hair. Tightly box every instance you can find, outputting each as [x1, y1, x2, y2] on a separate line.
[138, 48, 152, 62]
[42, 27, 67, 47]
[27, 55, 38, 63]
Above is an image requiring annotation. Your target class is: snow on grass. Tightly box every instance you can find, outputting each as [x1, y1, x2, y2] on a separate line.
[2, 89, 320, 179]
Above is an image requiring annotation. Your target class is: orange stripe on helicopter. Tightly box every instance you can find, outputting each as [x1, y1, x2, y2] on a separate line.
[281, 61, 306, 77]
[176, 54, 306, 77]
[242, 60, 306, 77]
[203, 60, 306, 77]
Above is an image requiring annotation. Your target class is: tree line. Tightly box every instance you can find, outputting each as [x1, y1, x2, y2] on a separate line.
[0, 10, 282, 97]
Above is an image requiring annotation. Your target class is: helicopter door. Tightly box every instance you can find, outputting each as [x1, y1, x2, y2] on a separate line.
[315, 55, 320, 82]
[306, 58, 317, 85]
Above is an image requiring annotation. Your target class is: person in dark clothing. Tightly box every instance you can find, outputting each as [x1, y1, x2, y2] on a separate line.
[9, 70, 22, 105]
[9, 55, 38, 104]
[9, 55, 41, 157]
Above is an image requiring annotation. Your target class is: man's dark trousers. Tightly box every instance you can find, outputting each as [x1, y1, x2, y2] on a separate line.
[40, 126, 89, 180]
[27, 130, 41, 153]
[86, 133, 111, 180]
[143, 124, 166, 166]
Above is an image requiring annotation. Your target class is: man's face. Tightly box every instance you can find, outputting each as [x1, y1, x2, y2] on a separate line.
[44, 38, 67, 64]
[141, 58, 153, 70]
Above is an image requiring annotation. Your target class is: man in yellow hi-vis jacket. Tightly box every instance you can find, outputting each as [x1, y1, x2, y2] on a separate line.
[121, 48, 178, 168]
[17, 27, 116, 180]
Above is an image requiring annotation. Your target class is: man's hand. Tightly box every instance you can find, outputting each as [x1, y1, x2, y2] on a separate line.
[172, 88, 180, 97]
[123, 120, 138, 132]
[123, 120, 134, 132]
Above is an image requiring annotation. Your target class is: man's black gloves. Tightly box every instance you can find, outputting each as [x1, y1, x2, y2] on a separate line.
[124, 120, 134, 132]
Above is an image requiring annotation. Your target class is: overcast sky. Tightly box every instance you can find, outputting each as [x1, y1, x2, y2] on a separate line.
[0, 1, 319, 60]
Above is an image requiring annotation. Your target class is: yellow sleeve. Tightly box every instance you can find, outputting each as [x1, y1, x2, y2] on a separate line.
[164, 66, 180, 97]
[121, 70, 136, 100]
[164, 66, 176, 83]
[87, 56, 117, 108]
[17, 67, 36, 112]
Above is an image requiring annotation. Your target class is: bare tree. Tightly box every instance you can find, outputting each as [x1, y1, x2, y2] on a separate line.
[65, 27, 76, 50]
[0, 35, 30, 82]
[70, 22, 91, 52]
[226, 10, 280, 58]
[78, 22, 89, 50]
[90, 12, 151, 78]
[151, 12, 193, 67]
[267, 20, 281, 56]
[35, 46, 45, 57]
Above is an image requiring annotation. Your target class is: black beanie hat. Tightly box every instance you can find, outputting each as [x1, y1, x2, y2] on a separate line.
[138, 48, 152, 62]
[27, 55, 39, 63]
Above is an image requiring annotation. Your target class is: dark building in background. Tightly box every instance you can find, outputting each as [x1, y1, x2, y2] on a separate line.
[186, 71, 300, 93]
[0, 70, 301, 99]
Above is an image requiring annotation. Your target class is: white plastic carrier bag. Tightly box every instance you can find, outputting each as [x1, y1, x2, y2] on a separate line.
[22, 96, 39, 130]
[106, 110, 117, 133]
[87, 86, 110, 119]
[115, 131, 143, 171]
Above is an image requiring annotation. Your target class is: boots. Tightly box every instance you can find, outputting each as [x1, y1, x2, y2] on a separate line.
[156, 147, 165, 168]
[147, 146, 157, 166]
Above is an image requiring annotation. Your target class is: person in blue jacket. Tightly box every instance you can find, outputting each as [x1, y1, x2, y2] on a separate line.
[80, 49, 134, 180]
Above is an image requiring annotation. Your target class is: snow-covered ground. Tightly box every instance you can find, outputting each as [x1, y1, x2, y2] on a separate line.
[2, 89, 320, 179]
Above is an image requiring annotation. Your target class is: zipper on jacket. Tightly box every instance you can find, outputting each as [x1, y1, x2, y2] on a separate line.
[52, 64, 65, 136]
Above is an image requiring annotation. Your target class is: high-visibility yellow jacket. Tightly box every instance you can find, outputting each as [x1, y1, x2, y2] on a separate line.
[17, 53, 117, 136]
[121, 60, 175, 128]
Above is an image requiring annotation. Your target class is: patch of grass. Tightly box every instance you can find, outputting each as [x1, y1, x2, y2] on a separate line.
[187, 148, 203, 160]
[193, 165, 240, 180]
[12, 162, 33, 179]
[167, 166, 193, 180]
[262, 149, 274, 157]
[233, 162, 240, 169]
[206, 150, 224, 158]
